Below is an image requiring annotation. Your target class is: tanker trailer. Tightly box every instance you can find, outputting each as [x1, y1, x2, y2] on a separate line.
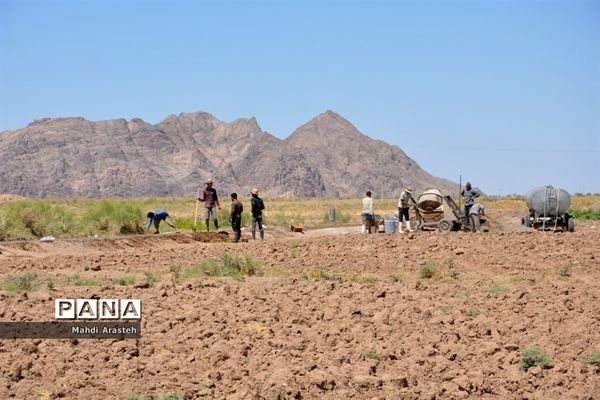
[521, 186, 574, 232]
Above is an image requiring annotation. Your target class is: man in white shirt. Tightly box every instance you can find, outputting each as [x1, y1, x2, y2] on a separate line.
[398, 186, 414, 231]
[361, 191, 375, 234]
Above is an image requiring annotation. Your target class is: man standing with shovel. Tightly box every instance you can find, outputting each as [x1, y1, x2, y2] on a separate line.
[197, 179, 221, 232]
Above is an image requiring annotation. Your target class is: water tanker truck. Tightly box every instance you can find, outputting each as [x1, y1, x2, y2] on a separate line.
[522, 186, 574, 232]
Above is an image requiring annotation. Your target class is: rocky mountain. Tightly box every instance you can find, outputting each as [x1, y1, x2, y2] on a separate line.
[0, 111, 456, 197]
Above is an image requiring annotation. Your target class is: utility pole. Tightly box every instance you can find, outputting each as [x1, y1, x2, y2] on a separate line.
[380, 159, 384, 200]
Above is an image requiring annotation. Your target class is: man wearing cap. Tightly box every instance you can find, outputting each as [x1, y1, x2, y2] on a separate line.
[197, 179, 221, 232]
[250, 188, 265, 240]
[398, 186, 414, 231]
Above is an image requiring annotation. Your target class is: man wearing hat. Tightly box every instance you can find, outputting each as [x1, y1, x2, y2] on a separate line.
[250, 187, 265, 240]
[197, 179, 221, 232]
[398, 186, 414, 231]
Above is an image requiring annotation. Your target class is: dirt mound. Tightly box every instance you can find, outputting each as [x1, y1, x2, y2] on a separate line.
[0, 211, 599, 399]
[192, 231, 230, 242]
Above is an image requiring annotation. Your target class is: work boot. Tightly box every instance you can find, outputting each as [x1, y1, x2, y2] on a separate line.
[407, 221, 413, 232]
[205, 219, 210, 232]
[252, 230, 256, 240]
[260, 229, 264, 240]
[214, 220, 219, 231]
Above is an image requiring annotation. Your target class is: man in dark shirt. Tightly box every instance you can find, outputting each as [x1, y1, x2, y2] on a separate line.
[230, 193, 243, 242]
[461, 182, 481, 227]
[197, 179, 221, 232]
[250, 188, 265, 240]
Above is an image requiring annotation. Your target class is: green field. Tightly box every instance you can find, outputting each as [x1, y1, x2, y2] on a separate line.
[0, 195, 598, 241]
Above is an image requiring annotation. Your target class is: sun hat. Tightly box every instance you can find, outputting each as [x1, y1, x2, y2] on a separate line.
[250, 188, 260, 195]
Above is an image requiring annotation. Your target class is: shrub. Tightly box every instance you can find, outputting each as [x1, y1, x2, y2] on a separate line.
[84, 200, 144, 235]
[302, 268, 338, 281]
[364, 350, 381, 361]
[178, 254, 264, 281]
[568, 208, 600, 220]
[158, 393, 184, 400]
[347, 273, 378, 284]
[65, 274, 104, 287]
[419, 261, 437, 279]
[521, 346, 552, 371]
[113, 275, 136, 286]
[557, 264, 572, 277]
[581, 350, 600, 366]
[0, 273, 38, 292]
[115, 204, 144, 234]
[486, 282, 508, 296]
[466, 307, 480, 319]
[143, 271, 161, 285]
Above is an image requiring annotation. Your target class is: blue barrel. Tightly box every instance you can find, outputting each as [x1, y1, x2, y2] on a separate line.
[384, 218, 396, 233]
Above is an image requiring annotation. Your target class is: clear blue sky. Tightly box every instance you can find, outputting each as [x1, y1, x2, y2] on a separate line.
[1, 0, 598, 195]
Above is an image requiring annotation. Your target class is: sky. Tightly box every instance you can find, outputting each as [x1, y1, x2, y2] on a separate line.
[0, 0, 598, 195]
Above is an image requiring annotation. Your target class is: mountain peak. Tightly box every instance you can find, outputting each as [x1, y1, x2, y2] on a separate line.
[287, 110, 362, 144]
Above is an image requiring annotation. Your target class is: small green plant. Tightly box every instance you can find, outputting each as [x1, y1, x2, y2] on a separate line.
[143, 271, 161, 285]
[486, 282, 508, 296]
[65, 274, 103, 287]
[46, 279, 55, 290]
[390, 272, 406, 282]
[419, 261, 437, 279]
[302, 268, 338, 281]
[446, 257, 455, 268]
[557, 264, 572, 278]
[364, 350, 382, 361]
[177, 254, 265, 282]
[119, 395, 147, 400]
[113, 275, 136, 286]
[508, 273, 525, 284]
[466, 307, 481, 319]
[521, 346, 552, 371]
[158, 393, 184, 400]
[0, 273, 38, 292]
[347, 273, 378, 284]
[581, 350, 600, 366]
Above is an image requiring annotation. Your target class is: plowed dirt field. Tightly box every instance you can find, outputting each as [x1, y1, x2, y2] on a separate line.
[1, 214, 599, 399]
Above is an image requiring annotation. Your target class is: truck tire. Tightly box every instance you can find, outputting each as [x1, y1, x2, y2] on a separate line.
[567, 216, 575, 232]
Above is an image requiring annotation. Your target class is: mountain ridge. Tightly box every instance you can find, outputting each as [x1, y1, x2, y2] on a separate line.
[0, 111, 457, 198]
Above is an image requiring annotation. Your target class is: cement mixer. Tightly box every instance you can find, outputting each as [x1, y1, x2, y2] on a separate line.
[415, 188, 466, 231]
[521, 185, 574, 232]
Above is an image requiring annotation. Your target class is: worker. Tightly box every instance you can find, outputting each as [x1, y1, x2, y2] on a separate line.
[398, 186, 413, 231]
[197, 179, 221, 232]
[461, 182, 481, 227]
[469, 203, 485, 232]
[146, 209, 175, 234]
[250, 188, 265, 240]
[361, 191, 375, 234]
[230, 193, 243, 242]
